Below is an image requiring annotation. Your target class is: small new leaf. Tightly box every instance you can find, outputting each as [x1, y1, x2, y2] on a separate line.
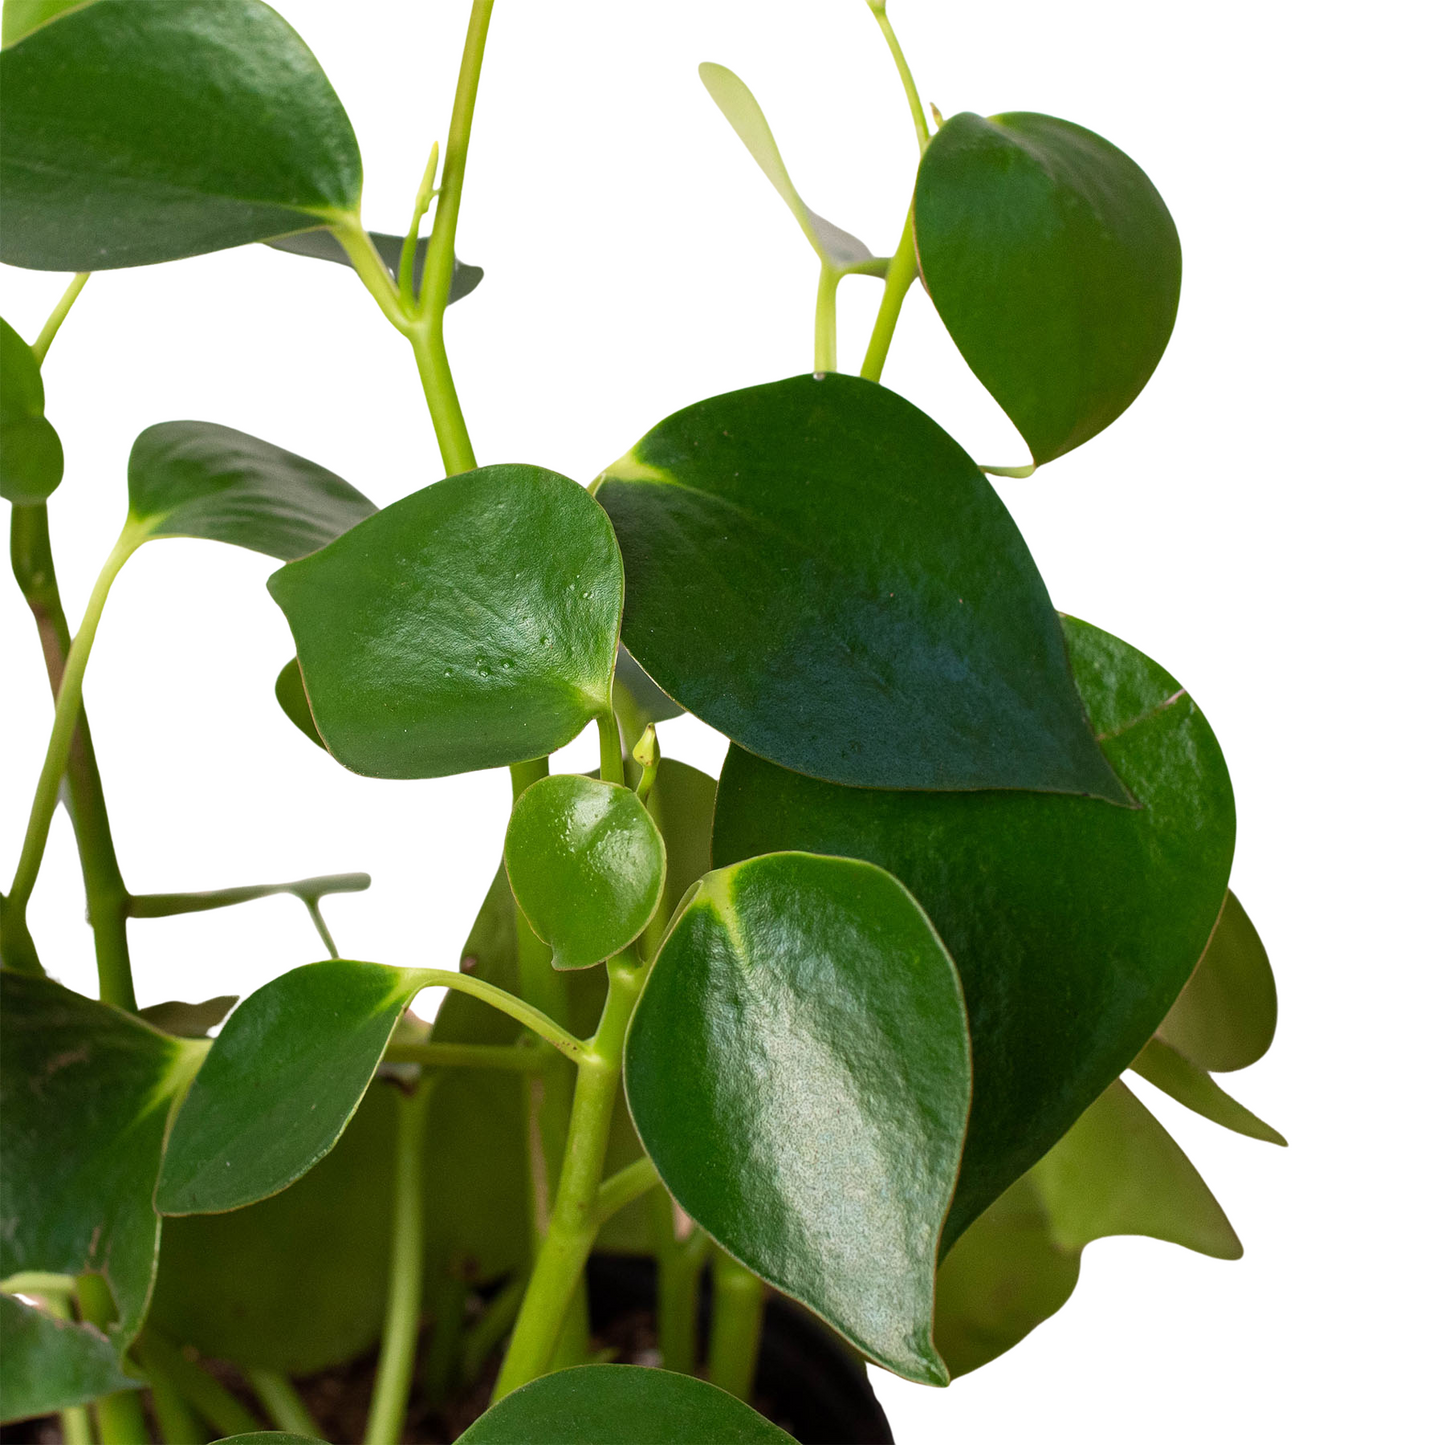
[0, 315, 62, 504]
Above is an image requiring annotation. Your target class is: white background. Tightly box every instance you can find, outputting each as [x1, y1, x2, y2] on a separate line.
[2, 1, 1440, 1438]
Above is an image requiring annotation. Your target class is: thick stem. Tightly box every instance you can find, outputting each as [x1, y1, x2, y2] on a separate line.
[31, 272, 90, 365]
[146, 1368, 204, 1445]
[814, 265, 841, 373]
[493, 953, 645, 1398]
[73, 1277, 147, 1445]
[410, 323, 476, 475]
[596, 708, 626, 787]
[248, 1368, 322, 1441]
[708, 1251, 766, 1402]
[365, 1078, 436, 1445]
[652, 1199, 709, 1376]
[132, 1333, 260, 1439]
[859, 208, 918, 384]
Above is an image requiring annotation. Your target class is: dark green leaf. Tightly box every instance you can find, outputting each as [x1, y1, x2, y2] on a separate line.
[275, 658, 326, 748]
[129, 421, 375, 561]
[914, 111, 1181, 464]
[597, 374, 1124, 799]
[136, 996, 238, 1039]
[1131, 1038, 1285, 1145]
[0, 0, 361, 271]
[455, 1364, 793, 1444]
[156, 961, 414, 1215]
[505, 775, 666, 970]
[626, 852, 969, 1383]
[0, 1293, 140, 1424]
[0, 975, 199, 1347]
[1156, 891, 1277, 1072]
[713, 616, 1235, 1249]
[269, 466, 623, 780]
[266, 229, 483, 305]
[0, 315, 62, 504]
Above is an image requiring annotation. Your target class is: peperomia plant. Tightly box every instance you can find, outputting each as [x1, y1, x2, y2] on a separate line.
[0, 1, 1284, 1441]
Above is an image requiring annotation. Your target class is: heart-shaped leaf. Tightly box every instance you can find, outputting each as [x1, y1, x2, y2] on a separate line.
[136, 996, 239, 1039]
[914, 111, 1181, 464]
[626, 852, 970, 1383]
[0, 0, 362, 271]
[935, 1078, 1239, 1377]
[596, 374, 1125, 800]
[712, 615, 1235, 1249]
[456, 1364, 793, 1444]
[505, 775, 666, 970]
[0, 1293, 139, 1424]
[0, 315, 62, 504]
[128, 421, 376, 561]
[269, 466, 623, 779]
[698, 63, 885, 276]
[0, 974, 201, 1346]
[1131, 1038, 1285, 1145]
[275, 658, 326, 748]
[156, 960, 414, 1215]
[266, 229, 483, 305]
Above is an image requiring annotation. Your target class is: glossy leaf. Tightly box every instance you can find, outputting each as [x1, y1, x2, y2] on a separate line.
[267, 229, 483, 305]
[914, 111, 1181, 464]
[1156, 891, 1277, 1072]
[713, 616, 1235, 1248]
[456, 1364, 793, 1444]
[0, 974, 197, 1345]
[0, 1293, 139, 1424]
[505, 775, 666, 970]
[137, 995, 239, 1039]
[0, 0, 361, 271]
[626, 852, 969, 1383]
[1131, 1038, 1285, 1145]
[597, 374, 1125, 800]
[128, 421, 375, 561]
[270, 466, 622, 779]
[275, 658, 326, 748]
[698, 63, 885, 276]
[156, 960, 413, 1215]
[0, 315, 62, 504]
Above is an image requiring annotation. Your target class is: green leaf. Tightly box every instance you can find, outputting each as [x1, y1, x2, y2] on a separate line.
[914, 111, 1181, 465]
[0, 314, 62, 504]
[1156, 891, 1277, 1072]
[626, 852, 969, 1383]
[156, 960, 413, 1216]
[0, 0, 361, 271]
[128, 421, 376, 561]
[269, 466, 623, 780]
[1130, 1038, 1285, 1145]
[211, 1436, 323, 1444]
[275, 658, 326, 748]
[0, 1292, 140, 1424]
[712, 615, 1235, 1249]
[136, 995, 238, 1038]
[455, 1364, 793, 1444]
[612, 645, 682, 752]
[0, 973, 198, 1346]
[1, 0, 89, 49]
[266, 229, 483, 305]
[505, 775, 666, 970]
[698, 63, 885, 276]
[597, 374, 1125, 800]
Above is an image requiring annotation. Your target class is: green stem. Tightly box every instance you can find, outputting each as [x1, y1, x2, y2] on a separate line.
[73, 1277, 147, 1445]
[128, 872, 370, 917]
[596, 707, 625, 787]
[651, 1200, 709, 1376]
[248, 1367, 322, 1440]
[31, 272, 90, 365]
[398, 143, 442, 311]
[5, 520, 146, 990]
[707, 1251, 766, 1402]
[493, 952, 645, 1398]
[423, 1271, 469, 1406]
[147, 1367, 204, 1445]
[458, 1277, 526, 1385]
[859, 208, 918, 384]
[865, 0, 930, 154]
[814, 265, 841, 373]
[410, 323, 476, 475]
[8, 503, 134, 1002]
[132, 1333, 261, 1438]
[593, 1156, 659, 1224]
[407, 968, 584, 1059]
[365, 1077, 436, 1445]
[385, 1039, 547, 1070]
[32, 1291, 95, 1445]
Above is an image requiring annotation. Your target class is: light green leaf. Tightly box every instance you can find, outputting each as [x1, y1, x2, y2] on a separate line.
[267, 229, 483, 305]
[0, 0, 362, 271]
[597, 374, 1126, 800]
[455, 1364, 793, 1444]
[0, 314, 62, 504]
[0, 1292, 140, 1425]
[914, 111, 1181, 464]
[505, 774, 666, 970]
[626, 852, 969, 1384]
[1131, 1038, 1285, 1145]
[269, 466, 623, 780]
[128, 421, 376, 561]
[699, 62, 885, 276]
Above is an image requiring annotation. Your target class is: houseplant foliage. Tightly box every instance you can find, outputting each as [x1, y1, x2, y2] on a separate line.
[0, 0, 1284, 1439]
